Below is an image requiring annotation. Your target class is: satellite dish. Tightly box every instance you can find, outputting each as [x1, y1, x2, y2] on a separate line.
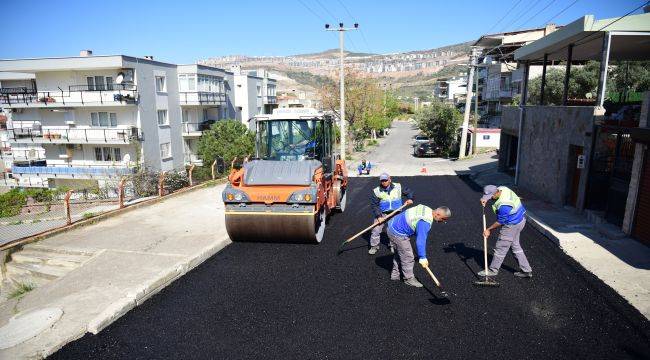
[115, 72, 125, 84]
[123, 153, 131, 164]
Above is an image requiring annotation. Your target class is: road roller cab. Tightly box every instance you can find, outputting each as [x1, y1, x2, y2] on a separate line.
[223, 108, 348, 243]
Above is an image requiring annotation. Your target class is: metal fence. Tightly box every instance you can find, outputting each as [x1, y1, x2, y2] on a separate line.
[0, 162, 229, 248]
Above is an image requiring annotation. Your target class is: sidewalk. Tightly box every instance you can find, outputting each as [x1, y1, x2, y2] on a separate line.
[471, 165, 650, 319]
[0, 183, 230, 359]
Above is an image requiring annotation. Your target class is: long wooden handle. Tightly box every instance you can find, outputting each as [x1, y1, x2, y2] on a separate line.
[423, 265, 442, 288]
[482, 210, 489, 274]
[341, 203, 410, 245]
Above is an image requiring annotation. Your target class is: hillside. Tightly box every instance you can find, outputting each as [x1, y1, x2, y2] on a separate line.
[199, 41, 472, 101]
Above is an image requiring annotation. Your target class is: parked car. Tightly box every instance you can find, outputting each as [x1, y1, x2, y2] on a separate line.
[413, 134, 430, 145]
[413, 141, 441, 157]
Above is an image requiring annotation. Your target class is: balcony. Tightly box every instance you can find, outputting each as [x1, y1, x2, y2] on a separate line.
[179, 92, 225, 106]
[182, 121, 213, 137]
[11, 164, 134, 178]
[0, 84, 138, 108]
[184, 154, 203, 166]
[8, 126, 141, 144]
[263, 95, 277, 104]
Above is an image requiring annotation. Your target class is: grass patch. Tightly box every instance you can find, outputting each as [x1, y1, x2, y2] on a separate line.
[8, 220, 23, 225]
[82, 212, 95, 219]
[9, 282, 36, 299]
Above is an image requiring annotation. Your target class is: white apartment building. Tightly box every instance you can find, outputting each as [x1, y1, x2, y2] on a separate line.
[177, 64, 236, 166]
[0, 53, 273, 189]
[474, 25, 558, 127]
[231, 66, 278, 129]
[433, 76, 468, 104]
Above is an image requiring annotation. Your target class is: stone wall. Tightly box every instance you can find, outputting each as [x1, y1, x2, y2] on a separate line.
[517, 106, 598, 207]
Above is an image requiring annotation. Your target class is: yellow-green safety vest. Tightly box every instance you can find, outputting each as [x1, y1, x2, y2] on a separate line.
[405, 204, 434, 231]
[492, 186, 522, 215]
[374, 183, 403, 212]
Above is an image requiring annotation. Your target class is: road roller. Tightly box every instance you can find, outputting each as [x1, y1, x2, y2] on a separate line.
[222, 108, 348, 243]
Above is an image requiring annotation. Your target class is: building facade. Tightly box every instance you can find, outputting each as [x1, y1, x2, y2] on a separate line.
[0, 52, 272, 189]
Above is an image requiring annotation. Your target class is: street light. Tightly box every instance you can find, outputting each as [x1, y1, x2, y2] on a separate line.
[325, 22, 358, 160]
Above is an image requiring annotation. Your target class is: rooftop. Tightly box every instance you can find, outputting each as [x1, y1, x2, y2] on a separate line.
[515, 13, 650, 62]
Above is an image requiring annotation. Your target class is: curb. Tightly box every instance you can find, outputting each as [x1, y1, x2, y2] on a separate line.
[0, 179, 227, 252]
[86, 234, 231, 334]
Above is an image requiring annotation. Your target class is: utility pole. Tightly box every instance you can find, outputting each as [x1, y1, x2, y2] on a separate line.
[459, 47, 479, 159]
[326, 22, 358, 160]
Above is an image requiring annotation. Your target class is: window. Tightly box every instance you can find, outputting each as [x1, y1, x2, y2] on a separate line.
[155, 76, 166, 92]
[157, 110, 168, 125]
[95, 76, 105, 90]
[94, 147, 121, 161]
[257, 107, 262, 114]
[90, 112, 117, 127]
[202, 109, 208, 121]
[257, 86, 261, 96]
[86, 77, 95, 91]
[106, 77, 113, 90]
[160, 142, 171, 159]
[483, 135, 491, 140]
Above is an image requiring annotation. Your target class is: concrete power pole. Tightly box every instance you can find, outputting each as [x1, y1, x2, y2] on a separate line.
[459, 47, 478, 159]
[326, 22, 358, 160]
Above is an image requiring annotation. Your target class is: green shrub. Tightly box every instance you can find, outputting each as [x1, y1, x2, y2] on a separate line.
[164, 171, 189, 192]
[24, 188, 55, 203]
[0, 189, 27, 218]
[82, 212, 95, 219]
[9, 282, 35, 299]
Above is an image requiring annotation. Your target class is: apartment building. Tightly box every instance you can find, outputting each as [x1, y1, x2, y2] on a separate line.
[253, 68, 277, 114]
[474, 25, 558, 127]
[177, 64, 236, 166]
[0, 51, 259, 189]
[230, 66, 278, 128]
[433, 76, 468, 104]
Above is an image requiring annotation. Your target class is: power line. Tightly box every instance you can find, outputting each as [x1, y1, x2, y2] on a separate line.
[541, 0, 580, 26]
[336, 0, 374, 55]
[296, 0, 328, 23]
[500, 0, 542, 32]
[486, 0, 523, 34]
[514, 0, 558, 30]
[314, 0, 338, 23]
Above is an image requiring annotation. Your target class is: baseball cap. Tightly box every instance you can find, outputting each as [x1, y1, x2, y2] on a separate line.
[481, 185, 498, 202]
[379, 172, 390, 181]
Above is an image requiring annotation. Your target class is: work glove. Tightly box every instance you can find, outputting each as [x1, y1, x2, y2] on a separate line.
[418, 258, 429, 268]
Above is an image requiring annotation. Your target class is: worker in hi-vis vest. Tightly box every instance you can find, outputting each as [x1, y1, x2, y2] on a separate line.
[386, 204, 451, 287]
[479, 185, 533, 278]
[369, 172, 414, 255]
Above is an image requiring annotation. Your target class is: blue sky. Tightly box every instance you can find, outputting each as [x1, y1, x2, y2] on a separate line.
[0, 0, 645, 63]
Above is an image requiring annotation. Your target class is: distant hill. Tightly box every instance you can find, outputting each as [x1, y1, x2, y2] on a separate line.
[295, 48, 377, 58]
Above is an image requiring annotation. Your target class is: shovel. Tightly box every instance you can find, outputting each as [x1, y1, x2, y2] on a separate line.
[474, 208, 499, 287]
[337, 203, 409, 254]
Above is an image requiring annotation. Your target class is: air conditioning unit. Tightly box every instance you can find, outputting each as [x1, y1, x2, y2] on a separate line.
[65, 121, 75, 126]
[58, 154, 70, 159]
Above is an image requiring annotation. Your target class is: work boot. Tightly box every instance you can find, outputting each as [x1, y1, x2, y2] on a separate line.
[390, 273, 400, 281]
[477, 268, 499, 277]
[404, 277, 423, 288]
[368, 245, 380, 255]
[514, 271, 533, 278]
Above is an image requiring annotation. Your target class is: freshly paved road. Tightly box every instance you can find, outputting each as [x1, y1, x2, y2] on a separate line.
[52, 174, 650, 359]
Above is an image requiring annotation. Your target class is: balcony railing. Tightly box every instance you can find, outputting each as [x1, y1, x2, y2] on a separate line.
[0, 84, 138, 107]
[179, 91, 225, 105]
[11, 164, 135, 176]
[8, 126, 141, 144]
[264, 95, 277, 104]
[182, 121, 214, 135]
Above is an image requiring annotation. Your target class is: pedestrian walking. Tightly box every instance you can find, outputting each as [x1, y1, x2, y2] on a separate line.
[385, 204, 451, 287]
[479, 185, 533, 278]
[369, 172, 414, 255]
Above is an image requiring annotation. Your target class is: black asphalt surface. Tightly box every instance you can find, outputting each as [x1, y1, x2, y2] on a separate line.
[52, 176, 650, 360]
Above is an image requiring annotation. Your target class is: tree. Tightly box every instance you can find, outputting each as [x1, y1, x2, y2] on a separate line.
[197, 120, 255, 169]
[527, 60, 649, 105]
[414, 101, 462, 157]
[320, 69, 387, 152]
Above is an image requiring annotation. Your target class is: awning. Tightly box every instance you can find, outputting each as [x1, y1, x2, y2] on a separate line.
[515, 13, 650, 62]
